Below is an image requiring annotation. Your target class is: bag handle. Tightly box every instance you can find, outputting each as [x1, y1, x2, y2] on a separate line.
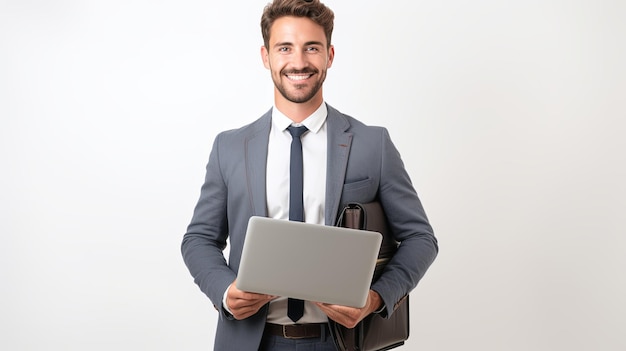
[336, 202, 367, 229]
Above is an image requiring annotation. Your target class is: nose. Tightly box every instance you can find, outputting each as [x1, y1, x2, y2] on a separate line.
[290, 50, 308, 70]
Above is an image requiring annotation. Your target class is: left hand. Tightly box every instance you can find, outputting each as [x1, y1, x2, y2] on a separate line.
[315, 290, 383, 328]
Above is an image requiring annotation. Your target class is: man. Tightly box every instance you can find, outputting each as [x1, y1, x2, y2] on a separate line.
[181, 0, 438, 350]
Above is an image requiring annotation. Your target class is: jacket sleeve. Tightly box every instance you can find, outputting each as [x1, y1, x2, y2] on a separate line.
[181, 133, 236, 317]
[371, 128, 438, 317]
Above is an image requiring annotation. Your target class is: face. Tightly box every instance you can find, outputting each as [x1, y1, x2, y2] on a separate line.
[261, 16, 334, 105]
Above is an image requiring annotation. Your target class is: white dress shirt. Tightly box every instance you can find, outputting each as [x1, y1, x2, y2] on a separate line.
[265, 102, 329, 324]
[222, 103, 329, 324]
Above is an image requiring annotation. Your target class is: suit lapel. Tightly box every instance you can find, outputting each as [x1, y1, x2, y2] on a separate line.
[245, 111, 272, 217]
[325, 105, 352, 226]
[246, 106, 351, 223]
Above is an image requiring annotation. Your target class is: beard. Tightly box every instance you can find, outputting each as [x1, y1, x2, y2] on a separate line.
[273, 68, 327, 104]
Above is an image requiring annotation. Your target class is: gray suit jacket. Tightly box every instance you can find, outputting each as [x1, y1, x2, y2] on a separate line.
[182, 104, 438, 350]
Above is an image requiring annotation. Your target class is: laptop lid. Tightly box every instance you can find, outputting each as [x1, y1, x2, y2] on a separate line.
[236, 216, 382, 308]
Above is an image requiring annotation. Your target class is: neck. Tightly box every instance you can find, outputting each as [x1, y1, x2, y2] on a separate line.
[274, 92, 324, 124]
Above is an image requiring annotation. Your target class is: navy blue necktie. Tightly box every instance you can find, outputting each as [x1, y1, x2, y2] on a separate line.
[286, 125, 308, 322]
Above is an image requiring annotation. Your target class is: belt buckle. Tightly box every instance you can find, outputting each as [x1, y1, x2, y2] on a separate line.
[282, 325, 306, 339]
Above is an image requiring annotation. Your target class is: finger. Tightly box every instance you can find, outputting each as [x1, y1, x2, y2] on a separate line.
[316, 303, 363, 328]
[229, 294, 276, 319]
[229, 294, 271, 310]
[228, 285, 273, 303]
[230, 285, 275, 301]
[316, 303, 352, 316]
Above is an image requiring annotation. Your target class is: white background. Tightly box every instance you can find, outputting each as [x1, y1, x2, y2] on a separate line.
[1, 1, 625, 350]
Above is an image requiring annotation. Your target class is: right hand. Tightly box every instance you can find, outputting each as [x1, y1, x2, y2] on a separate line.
[226, 280, 277, 320]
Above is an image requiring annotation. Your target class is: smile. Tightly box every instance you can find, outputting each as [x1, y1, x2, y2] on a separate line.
[285, 73, 315, 81]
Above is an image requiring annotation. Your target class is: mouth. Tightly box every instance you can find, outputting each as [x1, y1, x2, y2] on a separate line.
[286, 74, 313, 81]
[283, 70, 317, 82]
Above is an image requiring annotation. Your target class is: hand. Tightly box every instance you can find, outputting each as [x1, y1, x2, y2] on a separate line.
[315, 290, 383, 328]
[225, 280, 277, 320]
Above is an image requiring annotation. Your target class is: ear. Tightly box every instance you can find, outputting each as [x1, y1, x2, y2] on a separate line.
[326, 45, 335, 69]
[261, 45, 270, 69]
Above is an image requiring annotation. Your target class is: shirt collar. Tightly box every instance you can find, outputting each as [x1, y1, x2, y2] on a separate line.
[271, 102, 328, 134]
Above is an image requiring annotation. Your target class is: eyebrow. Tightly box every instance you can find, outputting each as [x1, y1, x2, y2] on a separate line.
[273, 41, 325, 48]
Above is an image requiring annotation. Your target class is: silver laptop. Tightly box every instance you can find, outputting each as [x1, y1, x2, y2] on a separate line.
[236, 216, 382, 308]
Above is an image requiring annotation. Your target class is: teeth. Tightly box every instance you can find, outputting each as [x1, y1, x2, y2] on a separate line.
[287, 75, 310, 81]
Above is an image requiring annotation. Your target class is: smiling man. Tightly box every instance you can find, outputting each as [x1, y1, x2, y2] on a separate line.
[181, 1, 438, 350]
[262, 14, 333, 115]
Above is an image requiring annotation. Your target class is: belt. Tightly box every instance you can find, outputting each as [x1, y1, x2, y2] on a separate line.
[264, 323, 329, 339]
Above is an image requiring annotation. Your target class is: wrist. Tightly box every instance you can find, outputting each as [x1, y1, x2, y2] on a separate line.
[369, 290, 384, 314]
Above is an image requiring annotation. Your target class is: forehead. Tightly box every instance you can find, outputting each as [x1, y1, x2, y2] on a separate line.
[269, 16, 327, 46]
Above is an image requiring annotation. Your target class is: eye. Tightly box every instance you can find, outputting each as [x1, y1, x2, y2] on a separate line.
[278, 47, 290, 53]
[306, 46, 320, 53]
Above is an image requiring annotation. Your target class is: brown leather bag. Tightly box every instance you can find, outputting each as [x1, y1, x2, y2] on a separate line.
[329, 202, 409, 351]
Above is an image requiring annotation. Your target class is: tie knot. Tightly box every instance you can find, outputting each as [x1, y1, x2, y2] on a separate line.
[287, 125, 308, 139]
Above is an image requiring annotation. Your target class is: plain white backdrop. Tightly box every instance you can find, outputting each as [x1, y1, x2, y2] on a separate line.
[1, 1, 625, 350]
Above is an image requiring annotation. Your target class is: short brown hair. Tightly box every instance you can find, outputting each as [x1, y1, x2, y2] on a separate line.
[261, 0, 335, 49]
